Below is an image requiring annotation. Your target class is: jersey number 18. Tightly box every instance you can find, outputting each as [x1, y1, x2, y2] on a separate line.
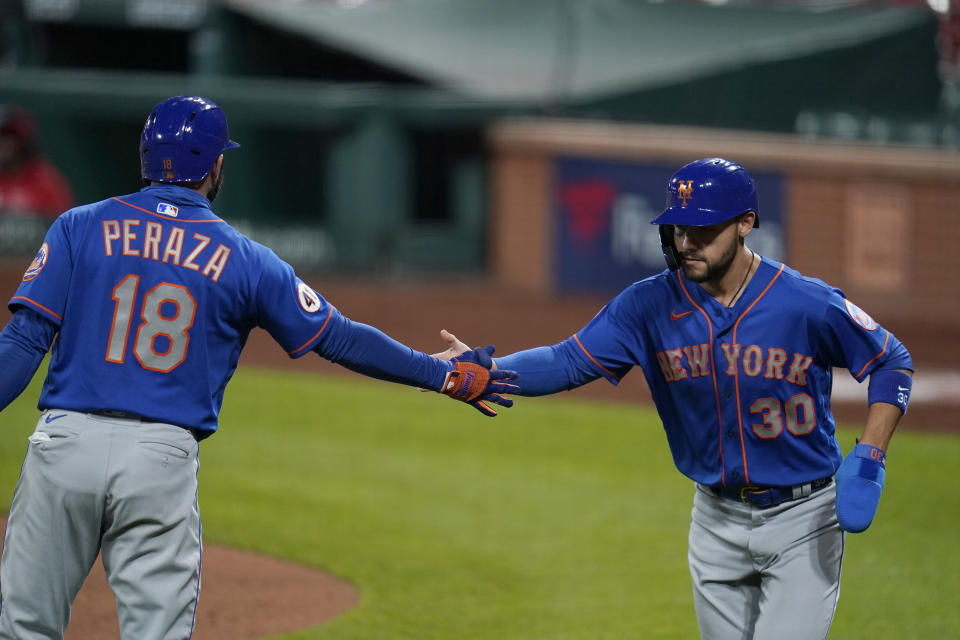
[106, 274, 197, 373]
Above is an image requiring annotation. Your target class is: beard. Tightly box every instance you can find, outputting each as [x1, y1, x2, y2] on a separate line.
[680, 234, 739, 283]
[207, 168, 224, 203]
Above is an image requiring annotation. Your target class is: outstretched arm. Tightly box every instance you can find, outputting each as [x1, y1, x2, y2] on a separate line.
[433, 330, 602, 396]
[316, 315, 450, 390]
[251, 258, 517, 415]
[313, 317, 518, 416]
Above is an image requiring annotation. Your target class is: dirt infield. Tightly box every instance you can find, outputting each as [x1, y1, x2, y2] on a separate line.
[0, 515, 359, 639]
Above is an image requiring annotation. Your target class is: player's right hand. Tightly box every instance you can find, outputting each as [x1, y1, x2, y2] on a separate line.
[431, 329, 473, 362]
[440, 345, 519, 417]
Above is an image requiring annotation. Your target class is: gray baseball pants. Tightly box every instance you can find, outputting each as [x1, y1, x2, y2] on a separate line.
[0, 410, 201, 640]
[688, 482, 844, 640]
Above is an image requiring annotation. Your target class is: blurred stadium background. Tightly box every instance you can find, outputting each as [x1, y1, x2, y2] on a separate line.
[1, 2, 959, 637]
[1, 0, 957, 431]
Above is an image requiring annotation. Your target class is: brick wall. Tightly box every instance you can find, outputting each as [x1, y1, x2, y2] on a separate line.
[488, 119, 960, 366]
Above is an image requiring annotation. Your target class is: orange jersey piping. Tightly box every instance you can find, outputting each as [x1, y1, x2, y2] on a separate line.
[288, 306, 335, 356]
[111, 197, 224, 223]
[730, 262, 785, 485]
[675, 272, 726, 484]
[855, 330, 890, 380]
[10, 296, 62, 322]
[572, 334, 620, 381]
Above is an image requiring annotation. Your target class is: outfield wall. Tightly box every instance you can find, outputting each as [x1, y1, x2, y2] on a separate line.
[487, 119, 960, 370]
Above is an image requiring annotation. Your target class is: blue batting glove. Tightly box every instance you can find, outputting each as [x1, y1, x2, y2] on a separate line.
[835, 443, 886, 533]
[442, 346, 520, 417]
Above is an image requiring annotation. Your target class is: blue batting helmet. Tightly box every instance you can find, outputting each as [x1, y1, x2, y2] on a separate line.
[140, 95, 240, 183]
[651, 157, 759, 227]
[651, 158, 759, 270]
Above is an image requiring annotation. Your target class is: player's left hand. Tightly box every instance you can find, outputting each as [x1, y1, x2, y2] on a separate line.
[440, 345, 518, 417]
[835, 443, 886, 533]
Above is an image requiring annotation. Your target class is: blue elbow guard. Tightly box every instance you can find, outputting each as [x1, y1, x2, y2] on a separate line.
[835, 443, 886, 533]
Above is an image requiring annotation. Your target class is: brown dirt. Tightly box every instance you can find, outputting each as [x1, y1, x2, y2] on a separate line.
[0, 515, 359, 639]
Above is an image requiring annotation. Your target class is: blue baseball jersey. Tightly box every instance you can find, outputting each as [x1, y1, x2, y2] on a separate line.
[9, 185, 341, 434]
[561, 257, 911, 487]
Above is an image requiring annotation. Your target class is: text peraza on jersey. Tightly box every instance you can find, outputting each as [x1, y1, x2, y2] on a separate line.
[102, 219, 231, 282]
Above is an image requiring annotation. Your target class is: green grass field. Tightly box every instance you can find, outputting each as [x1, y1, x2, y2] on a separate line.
[2, 366, 958, 639]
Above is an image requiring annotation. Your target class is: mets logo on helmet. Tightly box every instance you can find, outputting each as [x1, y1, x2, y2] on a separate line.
[23, 242, 49, 282]
[677, 180, 694, 206]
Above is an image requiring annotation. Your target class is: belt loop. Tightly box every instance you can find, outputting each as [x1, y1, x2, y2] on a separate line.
[791, 482, 814, 500]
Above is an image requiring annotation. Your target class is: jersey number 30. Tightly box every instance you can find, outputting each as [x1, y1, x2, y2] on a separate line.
[106, 274, 196, 373]
[750, 395, 816, 438]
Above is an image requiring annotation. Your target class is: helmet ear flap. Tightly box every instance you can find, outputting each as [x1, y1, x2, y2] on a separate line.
[659, 224, 680, 271]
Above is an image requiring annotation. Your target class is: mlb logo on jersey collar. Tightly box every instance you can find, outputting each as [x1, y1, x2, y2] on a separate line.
[157, 203, 179, 217]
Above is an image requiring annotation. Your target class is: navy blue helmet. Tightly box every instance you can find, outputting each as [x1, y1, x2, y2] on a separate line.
[140, 95, 240, 183]
[652, 158, 760, 269]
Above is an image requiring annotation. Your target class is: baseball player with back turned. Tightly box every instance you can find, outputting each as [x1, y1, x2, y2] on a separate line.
[0, 95, 518, 640]
[439, 158, 913, 639]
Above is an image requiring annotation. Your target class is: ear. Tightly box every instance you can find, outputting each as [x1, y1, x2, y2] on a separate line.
[198, 155, 225, 196]
[738, 211, 757, 238]
[205, 154, 224, 184]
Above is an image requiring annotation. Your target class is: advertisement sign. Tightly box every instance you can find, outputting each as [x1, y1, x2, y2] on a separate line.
[554, 157, 785, 293]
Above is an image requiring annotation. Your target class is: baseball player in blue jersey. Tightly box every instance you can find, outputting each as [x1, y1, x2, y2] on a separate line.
[0, 95, 518, 640]
[437, 158, 913, 639]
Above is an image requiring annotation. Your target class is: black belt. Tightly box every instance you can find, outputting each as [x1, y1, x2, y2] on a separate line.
[91, 410, 205, 441]
[92, 410, 158, 422]
[705, 476, 833, 509]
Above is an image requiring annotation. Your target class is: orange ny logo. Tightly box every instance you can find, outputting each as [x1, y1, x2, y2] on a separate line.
[677, 180, 694, 206]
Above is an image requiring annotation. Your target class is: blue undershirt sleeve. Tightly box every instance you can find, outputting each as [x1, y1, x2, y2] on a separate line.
[494, 338, 601, 396]
[0, 308, 57, 412]
[311, 310, 452, 391]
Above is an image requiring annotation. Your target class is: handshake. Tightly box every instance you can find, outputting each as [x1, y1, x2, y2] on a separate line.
[434, 330, 519, 417]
